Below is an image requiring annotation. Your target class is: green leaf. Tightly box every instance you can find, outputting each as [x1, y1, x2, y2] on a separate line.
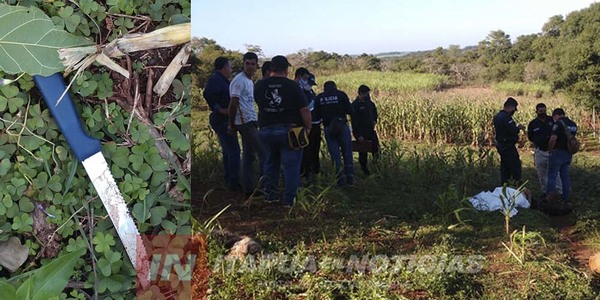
[150, 206, 167, 226]
[0, 159, 10, 176]
[19, 198, 34, 213]
[0, 280, 16, 299]
[15, 248, 86, 300]
[132, 202, 149, 223]
[165, 123, 189, 152]
[97, 258, 112, 277]
[0, 4, 93, 76]
[138, 163, 153, 181]
[92, 232, 115, 253]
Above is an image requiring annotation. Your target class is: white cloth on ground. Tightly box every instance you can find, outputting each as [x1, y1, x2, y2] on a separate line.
[469, 187, 530, 217]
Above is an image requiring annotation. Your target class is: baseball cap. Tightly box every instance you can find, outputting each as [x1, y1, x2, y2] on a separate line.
[271, 55, 291, 69]
[295, 67, 309, 77]
[308, 73, 317, 86]
[358, 85, 371, 94]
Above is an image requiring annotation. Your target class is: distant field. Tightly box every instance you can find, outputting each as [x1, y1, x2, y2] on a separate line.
[320, 71, 449, 95]
[491, 81, 553, 98]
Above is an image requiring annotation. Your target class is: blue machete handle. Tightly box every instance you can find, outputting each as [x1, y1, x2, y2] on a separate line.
[33, 73, 101, 161]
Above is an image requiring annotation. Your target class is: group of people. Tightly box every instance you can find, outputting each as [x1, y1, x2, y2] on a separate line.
[493, 97, 578, 203]
[203, 52, 379, 208]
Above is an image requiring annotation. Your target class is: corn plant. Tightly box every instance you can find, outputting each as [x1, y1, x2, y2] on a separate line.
[502, 225, 546, 265]
[498, 182, 528, 235]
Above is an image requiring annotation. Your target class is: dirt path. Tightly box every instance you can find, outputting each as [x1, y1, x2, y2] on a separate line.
[550, 214, 596, 272]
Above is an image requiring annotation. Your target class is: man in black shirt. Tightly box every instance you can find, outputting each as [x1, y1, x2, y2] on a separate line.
[527, 103, 562, 197]
[254, 55, 311, 208]
[546, 108, 577, 202]
[493, 97, 525, 185]
[351, 85, 379, 176]
[315, 81, 354, 186]
[202, 57, 240, 190]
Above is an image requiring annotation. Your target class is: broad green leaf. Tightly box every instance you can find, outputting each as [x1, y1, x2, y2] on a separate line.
[15, 248, 86, 300]
[0, 280, 16, 300]
[0, 4, 93, 76]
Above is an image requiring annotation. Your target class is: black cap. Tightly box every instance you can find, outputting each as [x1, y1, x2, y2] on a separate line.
[271, 55, 291, 69]
[295, 67, 309, 77]
[308, 73, 317, 86]
[358, 85, 371, 94]
[552, 108, 566, 116]
[504, 97, 518, 107]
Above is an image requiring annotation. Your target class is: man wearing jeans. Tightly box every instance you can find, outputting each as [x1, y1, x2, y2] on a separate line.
[202, 57, 240, 190]
[315, 81, 354, 186]
[228, 52, 265, 198]
[254, 55, 311, 208]
[546, 108, 577, 202]
[527, 103, 561, 198]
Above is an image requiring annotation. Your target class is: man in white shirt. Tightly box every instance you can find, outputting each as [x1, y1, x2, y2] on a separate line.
[228, 52, 265, 198]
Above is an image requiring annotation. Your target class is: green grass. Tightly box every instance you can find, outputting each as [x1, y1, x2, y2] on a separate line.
[193, 77, 600, 299]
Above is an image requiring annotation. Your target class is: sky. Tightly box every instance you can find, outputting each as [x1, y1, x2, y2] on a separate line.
[192, 0, 598, 57]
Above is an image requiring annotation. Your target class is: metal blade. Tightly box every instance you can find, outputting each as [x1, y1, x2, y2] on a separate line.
[81, 152, 148, 270]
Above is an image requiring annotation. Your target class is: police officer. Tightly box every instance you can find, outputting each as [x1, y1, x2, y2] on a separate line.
[351, 85, 379, 176]
[315, 81, 354, 186]
[527, 103, 561, 198]
[202, 57, 241, 191]
[493, 97, 525, 185]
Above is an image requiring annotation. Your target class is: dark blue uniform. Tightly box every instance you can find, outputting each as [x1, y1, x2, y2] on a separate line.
[315, 88, 355, 185]
[203, 71, 241, 189]
[302, 88, 321, 177]
[351, 97, 379, 175]
[493, 110, 521, 184]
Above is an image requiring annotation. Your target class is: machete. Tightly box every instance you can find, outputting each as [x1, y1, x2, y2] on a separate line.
[33, 73, 148, 278]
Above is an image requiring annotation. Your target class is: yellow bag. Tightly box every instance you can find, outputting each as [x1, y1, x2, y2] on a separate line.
[288, 127, 309, 150]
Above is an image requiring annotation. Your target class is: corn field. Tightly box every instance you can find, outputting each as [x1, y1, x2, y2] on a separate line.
[314, 72, 587, 147]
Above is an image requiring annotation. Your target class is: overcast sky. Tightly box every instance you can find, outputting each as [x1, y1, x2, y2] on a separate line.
[192, 0, 598, 56]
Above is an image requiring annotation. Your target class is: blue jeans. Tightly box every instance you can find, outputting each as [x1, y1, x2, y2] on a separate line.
[546, 149, 572, 201]
[235, 121, 265, 195]
[259, 125, 303, 205]
[209, 113, 240, 187]
[324, 123, 354, 185]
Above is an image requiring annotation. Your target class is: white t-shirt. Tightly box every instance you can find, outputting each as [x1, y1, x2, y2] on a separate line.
[230, 72, 257, 125]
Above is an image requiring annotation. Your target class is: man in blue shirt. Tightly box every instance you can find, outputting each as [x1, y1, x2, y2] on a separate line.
[493, 97, 525, 185]
[203, 57, 240, 190]
[315, 81, 354, 186]
[546, 108, 577, 202]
